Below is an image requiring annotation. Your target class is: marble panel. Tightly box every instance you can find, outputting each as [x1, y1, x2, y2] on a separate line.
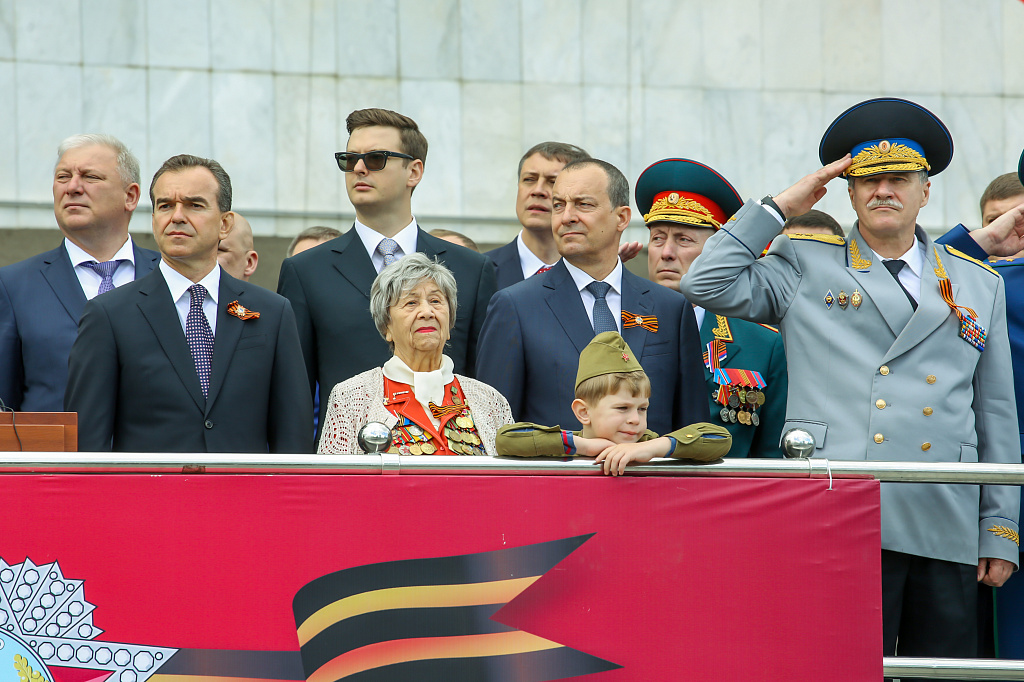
[15, 0, 80, 63]
[702, 0, 761, 90]
[762, 0, 821, 92]
[641, 87, 703, 179]
[626, 83, 645, 189]
[1003, 98, 1024, 172]
[336, 0, 397, 77]
[637, 0, 702, 88]
[400, 79, 462, 219]
[819, 93, 867, 227]
[0, 0, 16, 59]
[212, 72, 276, 211]
[762, 91, 824, 199]
[581, 86, 629, 171]
[275, 75, 340, 214]
[940, 95, 1004, 229]
[82, 0, 146, 66]
[211, 0, 273, 72]
[702, 90, 763, 199]
[521, 0, 581, 84]
[147, 68, 212, 177]
[398, 0, 460, 80]
[581, 0, 628, 86]
[82, 67, 148, 178]
[16, 63, 82, 204]
[336, 77, 401, 212]
[0, 61, 15, 199]
[521, 83, 583, 150]
[822, 0, 881, 93]
[941, 0, 1001, 96]
[879, 0, 940, 94]
[273, 0, 337, 75]
[460, 0, 520, 82]
[147, 0, 210, 69]
[1003, 2, 1024, 96]
[461, 82, 521, 218]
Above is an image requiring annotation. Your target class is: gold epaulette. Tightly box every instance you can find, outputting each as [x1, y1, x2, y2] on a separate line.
[756, 323, 780, 333]
[943, 245, 999, 276]
[786, 233, 846, 246]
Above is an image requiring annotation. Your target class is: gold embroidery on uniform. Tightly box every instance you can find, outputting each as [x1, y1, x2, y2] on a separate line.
[787, 234, 845, 245]
[14, 655, 50, 682]
[849, 239, 871, 271]
[988, 525, 1020, 546]
[934, 247, 948, 279]
[945, 245, 999, 276]
[847, 141, 931, 177]
[712, 315, 733, 342]
[644, 195, 722, 229]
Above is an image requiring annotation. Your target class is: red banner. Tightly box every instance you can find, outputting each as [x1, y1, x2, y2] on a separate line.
[0, 473, 881, 681]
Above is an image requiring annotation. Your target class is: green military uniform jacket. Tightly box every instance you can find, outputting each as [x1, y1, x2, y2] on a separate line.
[699, 313, 787, 457]
[495, 421, 731, 461]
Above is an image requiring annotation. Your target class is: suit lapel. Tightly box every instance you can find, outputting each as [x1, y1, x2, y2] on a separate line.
[331, 228, 378, 300]
[844, 226, 914, 337]
[41, 246, 87, 323]
[620, 271, 651, 360]
[206, 275, 245, 413]
[544, 261, 599, 354]
[883, 236, 956, 363]
[136, 269, 206, 412]
[133, 243, 160, 278]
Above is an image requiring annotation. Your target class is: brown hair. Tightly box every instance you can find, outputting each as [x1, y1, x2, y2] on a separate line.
[783, 209, 845, 237]
[346, 108, 428, 165]
[575, 370, 651, 405]
[150, 154, 232, 212]
[518, 141, 590, 177]
[980, 172, 1024, 217]
[287, 226, 341, 257]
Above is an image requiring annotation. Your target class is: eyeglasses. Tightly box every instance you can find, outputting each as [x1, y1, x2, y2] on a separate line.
[334, 150, 415, 172]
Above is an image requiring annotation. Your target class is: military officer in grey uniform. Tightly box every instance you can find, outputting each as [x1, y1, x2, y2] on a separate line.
[681, 97, 1021, 669]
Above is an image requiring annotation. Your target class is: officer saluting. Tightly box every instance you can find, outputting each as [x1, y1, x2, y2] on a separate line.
[681, 98, 1020, 666]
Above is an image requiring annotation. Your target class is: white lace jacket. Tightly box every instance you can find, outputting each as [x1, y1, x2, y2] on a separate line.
[318, 367, 514, 455]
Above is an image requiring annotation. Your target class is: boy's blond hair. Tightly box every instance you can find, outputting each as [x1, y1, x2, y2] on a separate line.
[575, 370, 651, 406]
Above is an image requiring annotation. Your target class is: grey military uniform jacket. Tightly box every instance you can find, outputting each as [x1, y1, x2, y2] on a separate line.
[681, 199, 1020, 566]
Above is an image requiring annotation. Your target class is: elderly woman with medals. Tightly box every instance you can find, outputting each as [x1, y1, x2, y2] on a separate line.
[318, 253, 512, 455]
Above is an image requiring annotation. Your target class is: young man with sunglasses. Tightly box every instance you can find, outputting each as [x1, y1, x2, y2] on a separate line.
[278, 108, 497, 442]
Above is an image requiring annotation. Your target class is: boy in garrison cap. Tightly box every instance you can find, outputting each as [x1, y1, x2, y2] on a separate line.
[495, 332, 731, 475]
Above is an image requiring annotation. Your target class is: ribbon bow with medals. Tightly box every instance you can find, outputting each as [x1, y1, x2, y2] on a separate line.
[430, 385, 488, 456]
[704, 317, 767, 426]
[934, 248, 987, 351]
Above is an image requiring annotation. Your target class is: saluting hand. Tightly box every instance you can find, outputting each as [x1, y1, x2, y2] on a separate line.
[773, 155, 853, 220]
[968, 201, 1024, 258]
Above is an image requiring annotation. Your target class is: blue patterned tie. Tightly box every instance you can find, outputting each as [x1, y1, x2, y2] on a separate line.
[377, 238, 399, 268]
[186, 284, 215, 398]
[587, 281, 617, 334]
[84, 259, 124, 295]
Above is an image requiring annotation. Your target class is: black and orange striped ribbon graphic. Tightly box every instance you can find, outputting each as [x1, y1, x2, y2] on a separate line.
[292, 534, 618, 682]
[621, 310, 658, 332]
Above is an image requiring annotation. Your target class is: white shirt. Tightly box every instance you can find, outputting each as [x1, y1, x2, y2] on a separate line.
[382, 354, 455, 429]
[693, 305, 706, 330]
[354, 218, 419, 273]
[563, 258, 623, 333]
[873, 238, 926, 301]
[65, 237, 136, 300]
[516, 232, 559, 279]
[160, 260, 221, 336]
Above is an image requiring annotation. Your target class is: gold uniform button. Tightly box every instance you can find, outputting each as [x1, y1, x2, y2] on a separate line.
[879, 366, 890, 376]
[921, 442, 931, 451]
[874, 433, 884, 444]
[926, 375, 937, 384]
[876, 399, 886, 409]
[923, 407, 933, 416]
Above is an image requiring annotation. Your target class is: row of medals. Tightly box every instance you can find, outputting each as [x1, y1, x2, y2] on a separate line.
[389, 411, 485, 455]
[719, 386, 765, 426]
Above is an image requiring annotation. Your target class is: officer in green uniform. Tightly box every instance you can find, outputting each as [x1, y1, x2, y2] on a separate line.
[636, 158, 787, 457]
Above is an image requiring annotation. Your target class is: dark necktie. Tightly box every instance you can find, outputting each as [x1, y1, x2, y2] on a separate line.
[83, 259, 125, 295]
[186, 284, 215, 398]
[586, 281, 617, 334]
[883, 259, 917, 311]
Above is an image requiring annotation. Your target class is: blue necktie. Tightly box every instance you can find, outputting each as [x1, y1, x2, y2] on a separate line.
[377, 238, 399, 268]
[587, 281, 617, 334]
[186, 284, 215, 398]
[84, 259, 124, 295]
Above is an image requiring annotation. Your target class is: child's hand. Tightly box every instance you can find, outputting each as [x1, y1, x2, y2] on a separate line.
[595, 437, 671, 476]
[572, 436, 617, 457]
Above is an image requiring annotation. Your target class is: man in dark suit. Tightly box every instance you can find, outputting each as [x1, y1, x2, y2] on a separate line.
[65, 155, 312, 453]
[278, 108, 496, 436]
[476, 159, 708, 435]
[486, 142, 591, 289]
[0, 134, 160, 412]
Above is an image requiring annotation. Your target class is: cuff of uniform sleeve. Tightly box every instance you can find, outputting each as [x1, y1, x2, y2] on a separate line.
[979, 517, 1021, 567]
[562, 431, 577, 456]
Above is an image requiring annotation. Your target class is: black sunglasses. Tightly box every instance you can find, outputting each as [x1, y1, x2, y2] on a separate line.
[334, 150, 415, 172]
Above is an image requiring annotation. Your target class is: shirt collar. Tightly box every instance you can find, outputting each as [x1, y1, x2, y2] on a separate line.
[159, 260, 221, 305]
[872, 236, 925, 277]
[64, 236, 136, 267]
[516, 232, 557, 277]
[563, 257, 623, 295]
[354, 218, 419, 260]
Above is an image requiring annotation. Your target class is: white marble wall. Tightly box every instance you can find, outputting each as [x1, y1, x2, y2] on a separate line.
[1, 0, 1023, 243]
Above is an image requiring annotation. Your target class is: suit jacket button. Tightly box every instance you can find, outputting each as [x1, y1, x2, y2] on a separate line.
[874, 433, 884, 444]
[204, 420, 214, 429]
[926, 375, 937, 384]
[921, 442, 931, 451]
[879, 365, 890, 376]
[875, 399, 886, 409]
[923, 407, 933, 416]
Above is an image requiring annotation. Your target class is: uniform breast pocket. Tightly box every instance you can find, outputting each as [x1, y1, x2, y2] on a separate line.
[236, 334, 266, 351]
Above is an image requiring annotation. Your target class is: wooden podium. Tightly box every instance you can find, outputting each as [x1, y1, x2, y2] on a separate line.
[0, 412, 77, 451]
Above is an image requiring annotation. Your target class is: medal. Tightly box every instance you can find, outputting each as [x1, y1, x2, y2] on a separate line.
[824, 289, 835, 309]
[720, 407, 730, 422]
[409, 443, 423, 455]
[851, 289, 862, 309]
[421, 441, 436, 455]
[751, 413, 760, 427]
[757, 392, 765, 406]
[747, 390, 758, 405]
[729, 393, 740, 408]
[728, 409, 737, 423]
[838, 290, 849, 309]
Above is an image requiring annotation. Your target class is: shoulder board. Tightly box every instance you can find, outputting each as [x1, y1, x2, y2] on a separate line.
[786, 233, 846, 246]
[756, 323, 780, 333]
[943, 245, 999, 276]
[987, 256, 1024, 268]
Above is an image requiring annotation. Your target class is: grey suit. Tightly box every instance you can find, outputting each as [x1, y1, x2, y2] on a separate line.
[681, 200, 1020, 567]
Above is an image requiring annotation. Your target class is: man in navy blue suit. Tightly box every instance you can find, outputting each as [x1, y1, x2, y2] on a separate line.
[0, 134, 160, 412]
[476, 159, 708, 435]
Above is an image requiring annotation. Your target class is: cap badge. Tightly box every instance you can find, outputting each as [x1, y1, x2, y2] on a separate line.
[878, 139, 891, 153]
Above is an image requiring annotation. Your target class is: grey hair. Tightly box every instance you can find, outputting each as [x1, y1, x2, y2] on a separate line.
[370, 252, 458, 351]
[847, 169, 929, 188]
[57, 134, 141, 187]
